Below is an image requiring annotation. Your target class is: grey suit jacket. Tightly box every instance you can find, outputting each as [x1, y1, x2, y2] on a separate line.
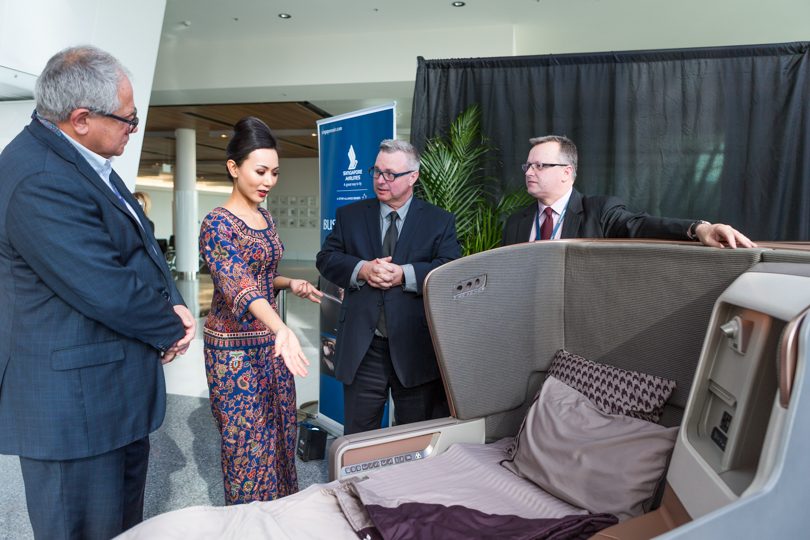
[0, 119, 186, 460]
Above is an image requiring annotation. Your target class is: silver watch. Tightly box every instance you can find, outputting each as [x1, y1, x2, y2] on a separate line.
[687, 220, 710, 240]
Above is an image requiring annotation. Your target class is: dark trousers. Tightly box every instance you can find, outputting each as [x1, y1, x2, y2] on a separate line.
[343, 336, 448, 435]
[19, 436, 150, 540]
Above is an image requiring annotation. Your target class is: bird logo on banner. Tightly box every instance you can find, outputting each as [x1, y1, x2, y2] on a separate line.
[347, 145, 358, 170]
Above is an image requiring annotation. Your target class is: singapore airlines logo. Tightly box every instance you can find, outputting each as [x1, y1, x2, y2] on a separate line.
[339, 144, 364, 205]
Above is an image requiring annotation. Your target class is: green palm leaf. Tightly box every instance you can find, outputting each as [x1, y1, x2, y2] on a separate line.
[417, 105, 528, 255]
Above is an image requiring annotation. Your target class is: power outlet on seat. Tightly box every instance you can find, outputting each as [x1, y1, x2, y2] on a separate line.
[453, 274, 487, 298]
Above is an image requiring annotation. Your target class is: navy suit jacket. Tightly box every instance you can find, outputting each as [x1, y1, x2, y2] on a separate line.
[316, 197, 460, 388]
[0, 119, 186, 460]
[502, 188, 693, 245]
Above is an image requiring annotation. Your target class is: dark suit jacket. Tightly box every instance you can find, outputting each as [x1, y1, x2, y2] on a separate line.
[316, 197, 460, 388]
[502, 188, 693, 246]
[0, 119, 186, 460]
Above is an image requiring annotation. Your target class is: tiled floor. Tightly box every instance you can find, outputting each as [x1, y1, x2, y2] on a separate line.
[0, 260, 329, 539]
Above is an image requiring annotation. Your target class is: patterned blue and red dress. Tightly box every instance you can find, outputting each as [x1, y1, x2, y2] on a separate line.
[199, 206, 298, 504]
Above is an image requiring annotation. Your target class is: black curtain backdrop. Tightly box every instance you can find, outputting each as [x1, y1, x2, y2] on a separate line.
[411, 42, 810, 241]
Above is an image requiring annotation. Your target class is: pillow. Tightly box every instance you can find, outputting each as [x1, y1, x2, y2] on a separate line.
[547, 349, 676, 423]
[501, 377, 678, 521]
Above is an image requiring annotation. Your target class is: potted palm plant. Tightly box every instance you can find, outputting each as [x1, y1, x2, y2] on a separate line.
[416, 105, 531, 256]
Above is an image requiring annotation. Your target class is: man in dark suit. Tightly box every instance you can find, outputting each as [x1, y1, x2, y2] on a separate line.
[317, 139, 460, 435]
[503, 135, 755, 247]
[0, 46, 195, 539]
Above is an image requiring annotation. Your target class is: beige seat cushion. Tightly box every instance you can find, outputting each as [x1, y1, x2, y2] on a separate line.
[501, 377, 678, 521]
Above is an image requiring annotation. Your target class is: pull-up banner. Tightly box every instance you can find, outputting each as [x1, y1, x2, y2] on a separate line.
[317, 103, 396, 434]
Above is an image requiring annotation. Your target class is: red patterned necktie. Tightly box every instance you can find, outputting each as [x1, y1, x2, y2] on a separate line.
[540, 206, 554, 240]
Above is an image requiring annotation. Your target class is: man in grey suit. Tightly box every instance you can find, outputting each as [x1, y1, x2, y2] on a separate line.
[0, 46, 195, 539]
[503, 135, 755, 248]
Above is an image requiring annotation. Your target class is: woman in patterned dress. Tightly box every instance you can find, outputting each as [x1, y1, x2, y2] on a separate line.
[199, 116, 322, 504]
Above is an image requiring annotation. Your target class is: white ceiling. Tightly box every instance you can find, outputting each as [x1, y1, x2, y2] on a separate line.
[160, 0, 545, 39]
[156, 0, 552, 132]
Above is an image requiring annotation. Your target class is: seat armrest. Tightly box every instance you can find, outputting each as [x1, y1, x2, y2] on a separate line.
[589, 484, 692, 539]
[328, 417, 485, 481]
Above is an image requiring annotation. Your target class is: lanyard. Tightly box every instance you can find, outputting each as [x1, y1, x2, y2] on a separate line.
[535, 207, 567, 240]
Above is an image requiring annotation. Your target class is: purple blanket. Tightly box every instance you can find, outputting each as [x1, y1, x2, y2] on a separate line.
[359, 501, 617, 540]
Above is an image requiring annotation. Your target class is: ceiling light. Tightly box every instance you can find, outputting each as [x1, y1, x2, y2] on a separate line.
[451, 1, 465, 6]
[278, 13, 292, 19]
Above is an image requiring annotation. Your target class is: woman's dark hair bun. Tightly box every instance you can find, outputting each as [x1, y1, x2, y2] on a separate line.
[225, 116, 278, 180]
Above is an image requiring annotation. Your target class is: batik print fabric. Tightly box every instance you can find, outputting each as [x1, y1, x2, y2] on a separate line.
[199, 207, 298, 504]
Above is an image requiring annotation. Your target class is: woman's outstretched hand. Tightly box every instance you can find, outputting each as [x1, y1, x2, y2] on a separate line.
[273, 324, 310, 377]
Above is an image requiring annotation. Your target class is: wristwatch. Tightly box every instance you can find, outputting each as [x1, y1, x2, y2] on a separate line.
[687, 220, 710, 240]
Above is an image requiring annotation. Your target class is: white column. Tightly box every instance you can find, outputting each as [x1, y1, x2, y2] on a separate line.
[173, 128, 199, 316]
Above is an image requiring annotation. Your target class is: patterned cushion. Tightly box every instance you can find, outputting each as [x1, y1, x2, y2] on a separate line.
[547, 349, 676, 423]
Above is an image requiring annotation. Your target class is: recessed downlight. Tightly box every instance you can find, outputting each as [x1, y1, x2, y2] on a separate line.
[278, 13, 292, 19]
[451, 1, 466, 6]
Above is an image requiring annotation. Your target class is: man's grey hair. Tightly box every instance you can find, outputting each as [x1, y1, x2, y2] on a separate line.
[379, 139, 420, 171]
[35, 45, 130, 123]
[529, 134, 578, 178]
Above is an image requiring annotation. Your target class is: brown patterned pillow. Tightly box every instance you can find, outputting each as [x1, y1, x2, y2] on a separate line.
[547, 349, 676, 423]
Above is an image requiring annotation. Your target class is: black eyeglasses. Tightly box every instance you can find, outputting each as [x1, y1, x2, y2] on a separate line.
[88, 108, 139, 133]
[521, 162, 569, 173]
[368, 167, 415, 182]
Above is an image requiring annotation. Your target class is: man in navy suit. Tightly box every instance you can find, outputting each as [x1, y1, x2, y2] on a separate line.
[503, 135, 755, 247]
[317, 140, 460, 435]
[0, 46, 195, 539]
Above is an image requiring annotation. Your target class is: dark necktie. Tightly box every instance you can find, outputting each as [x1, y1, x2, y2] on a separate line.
[382, 211, 399, 256]
[540, 206, 554, 240]
[376, 211, 399, 337]
[108, 177, 131, 207]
